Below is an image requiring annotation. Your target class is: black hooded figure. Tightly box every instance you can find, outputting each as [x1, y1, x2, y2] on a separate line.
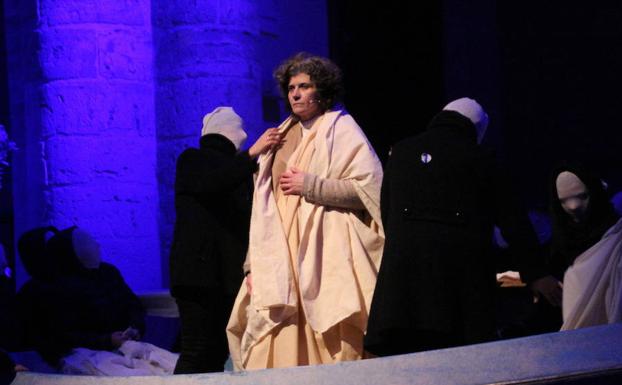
[547, 161, 622, 330]
[14, 226, 60, 354]
[15, 226, 145, 367]
[169, 106, 281, 373]
[365, 98, 555, 356]
[548, 161, 620, 279]
[169, 107, 254, 374]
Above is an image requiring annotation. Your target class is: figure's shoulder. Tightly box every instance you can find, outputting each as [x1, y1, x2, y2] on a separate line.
[99, 262, 122, 277]
[178, 147, 201, 159]
[176, 147, 197, 161]
[176, 147, 211, 167]
[329, 111, 368, 141]
[333, 110, 361, 129]
[334, 109, 353, 122]
[391, 133, 426, 155]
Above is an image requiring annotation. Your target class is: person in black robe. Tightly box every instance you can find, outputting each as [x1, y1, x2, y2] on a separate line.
[16, 226, 145, 368]
[169, 107, 281, 373]
[365, 98, 559, 356]
[525, 161, 621, 331]
[548, 161, 619, 280]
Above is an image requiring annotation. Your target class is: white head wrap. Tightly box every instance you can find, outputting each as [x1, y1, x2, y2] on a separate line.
[72, 228, 102, 269]
[201, 107, 247, 150]
[443, 97, 489, 143]
[556, 171, 590, 223]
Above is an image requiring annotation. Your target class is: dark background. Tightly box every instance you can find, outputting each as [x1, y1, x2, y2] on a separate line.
[0, 0, 15, 293]
[329, 1, 622, 208]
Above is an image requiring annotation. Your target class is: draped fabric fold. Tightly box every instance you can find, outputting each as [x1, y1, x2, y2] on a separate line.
[562, 218, 622, 330]
[226, 110, 384, 370]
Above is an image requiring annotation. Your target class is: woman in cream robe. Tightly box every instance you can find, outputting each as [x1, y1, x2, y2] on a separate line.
[226, 53, 384, 370]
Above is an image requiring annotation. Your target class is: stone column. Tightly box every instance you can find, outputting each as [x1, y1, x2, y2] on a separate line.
[152, 0, 263, 285]
[5, 0, 162, 291]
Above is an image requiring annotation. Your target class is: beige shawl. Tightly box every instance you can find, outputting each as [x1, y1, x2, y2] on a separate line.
[227, 110, 384, 368]
[562, 217, 622, 330]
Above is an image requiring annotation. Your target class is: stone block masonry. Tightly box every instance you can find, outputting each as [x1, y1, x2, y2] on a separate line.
[6, 0, 161, 290]
[4, 0, 328, 290]
[152, 0, 262, 287]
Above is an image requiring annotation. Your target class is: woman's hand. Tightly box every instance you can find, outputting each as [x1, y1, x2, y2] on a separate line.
[280, 167, 306, 196]
[249, 128, 283, 158]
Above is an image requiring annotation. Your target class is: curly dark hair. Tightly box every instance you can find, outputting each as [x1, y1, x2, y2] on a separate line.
[274, 52, 344, 112]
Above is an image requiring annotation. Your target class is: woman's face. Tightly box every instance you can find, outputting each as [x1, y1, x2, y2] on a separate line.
[288, 72, 322, 121]
[556, 171, 591, 223]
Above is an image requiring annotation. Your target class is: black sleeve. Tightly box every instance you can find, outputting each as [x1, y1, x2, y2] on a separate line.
[15, 282, 45, 350]
[492, 163, 548, 283]
[547, 244, 569, 280]
[175, 150, 257, 196]
[105, 264, 146, 336]
[380, 152, 394, 228]
[18, 283, 113, 363]
[61, 330, 113, 351]
[62, 268, 146, 350]
[124, 287, 146, 337]
[51, 289, 115, 352]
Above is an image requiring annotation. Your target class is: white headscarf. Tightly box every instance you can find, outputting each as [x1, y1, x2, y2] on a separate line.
[72, 228, 102, 269]
[201, 107, 247, 150]
[443, 97, 489, 143]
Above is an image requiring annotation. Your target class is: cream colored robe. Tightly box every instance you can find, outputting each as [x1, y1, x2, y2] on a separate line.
[562, 217, 622, 330]
[227, 110, 384, 370]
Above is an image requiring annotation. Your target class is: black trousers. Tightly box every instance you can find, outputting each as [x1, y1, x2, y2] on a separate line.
[173, 293, 232, 374]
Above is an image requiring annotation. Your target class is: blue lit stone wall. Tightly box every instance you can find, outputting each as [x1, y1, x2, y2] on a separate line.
[5, 0, 162, 291]
[152, 1, 263, 285]
[4, 0, 328, 291]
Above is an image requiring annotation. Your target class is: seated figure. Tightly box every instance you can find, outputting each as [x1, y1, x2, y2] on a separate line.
[548, 162, 622, 330]
[16, 226, 177, 375]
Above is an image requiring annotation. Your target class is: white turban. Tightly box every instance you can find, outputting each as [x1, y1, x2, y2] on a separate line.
[201, 107, 247, 150]
[443, 97, 489, 143]
[72, 228, 102, 269]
